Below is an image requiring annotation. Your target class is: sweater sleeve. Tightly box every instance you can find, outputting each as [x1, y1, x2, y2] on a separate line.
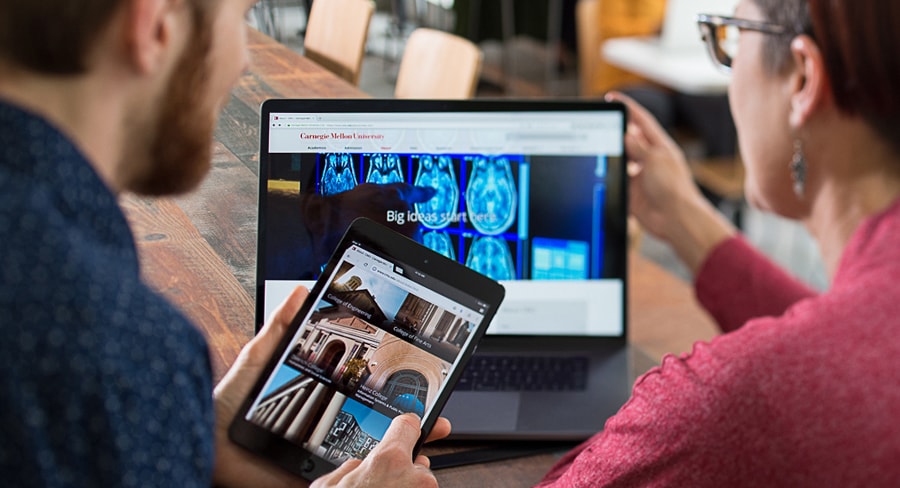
[694, 236, 817, 332]
[535, 326, 786, 488]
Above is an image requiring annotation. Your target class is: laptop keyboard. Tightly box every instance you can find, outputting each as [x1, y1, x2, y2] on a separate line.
[456, 355, 589, 392]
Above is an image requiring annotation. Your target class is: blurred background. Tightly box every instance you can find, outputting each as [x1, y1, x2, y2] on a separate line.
[247, 0, 828, 290]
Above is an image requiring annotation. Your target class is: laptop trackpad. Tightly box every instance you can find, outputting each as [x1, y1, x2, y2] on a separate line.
[442, 392, 520, 432]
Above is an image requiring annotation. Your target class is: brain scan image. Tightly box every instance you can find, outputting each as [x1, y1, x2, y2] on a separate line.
[320, 153, 357, 195]
[366, 154, 405, 184]
[413, 155, 459, 229]
[423, 231, 456, 260]
[465, 157, 517, 235]
[465, 236, 515, 281]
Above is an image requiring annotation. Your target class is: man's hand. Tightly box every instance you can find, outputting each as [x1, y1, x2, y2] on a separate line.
[311, 413, 451, 488]
[211, 285, 452, 487]
[212, 285, 312, 488]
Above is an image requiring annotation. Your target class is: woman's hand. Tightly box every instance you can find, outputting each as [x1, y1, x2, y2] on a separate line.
[606, 91, 701, 240]
[607, 91, 737, 273]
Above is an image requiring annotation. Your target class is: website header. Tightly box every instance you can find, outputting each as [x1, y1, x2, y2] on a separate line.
[268, 111, 624, 156]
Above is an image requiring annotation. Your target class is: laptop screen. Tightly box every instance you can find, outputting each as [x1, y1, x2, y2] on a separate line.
[257, 99, 627, 338]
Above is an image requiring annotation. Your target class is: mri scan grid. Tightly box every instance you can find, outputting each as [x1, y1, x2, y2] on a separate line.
[315, 152, 524, 279]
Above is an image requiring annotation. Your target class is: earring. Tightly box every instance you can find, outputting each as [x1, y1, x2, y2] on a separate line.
[790, 139, 807, 198]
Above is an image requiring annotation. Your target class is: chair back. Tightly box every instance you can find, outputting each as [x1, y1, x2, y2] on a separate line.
[394, 28, 483, 99]
[303, 0, 375, 85]
[576, 0, 667, 96]
[576, 0, 602, 97]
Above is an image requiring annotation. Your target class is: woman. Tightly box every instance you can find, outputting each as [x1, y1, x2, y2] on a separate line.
[534, 0, 900, 485]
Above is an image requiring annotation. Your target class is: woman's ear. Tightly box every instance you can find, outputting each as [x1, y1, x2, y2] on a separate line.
[788, 35, 833, 130]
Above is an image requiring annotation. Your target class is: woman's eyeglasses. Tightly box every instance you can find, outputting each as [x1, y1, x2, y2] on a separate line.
[697, 14, 788, 71]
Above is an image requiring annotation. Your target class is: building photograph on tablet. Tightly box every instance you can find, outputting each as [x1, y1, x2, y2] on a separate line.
[231, 218, 504, 479]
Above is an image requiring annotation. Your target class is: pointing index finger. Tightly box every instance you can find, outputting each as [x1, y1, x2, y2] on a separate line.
[605, 91, 671, 148]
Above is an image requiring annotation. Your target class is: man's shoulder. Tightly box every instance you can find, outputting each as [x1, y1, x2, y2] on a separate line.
[0, 168, 206, 359]
[0, 176, 214, 485]
[1, 176, 126, 302]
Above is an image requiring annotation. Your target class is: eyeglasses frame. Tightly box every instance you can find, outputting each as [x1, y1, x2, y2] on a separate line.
[697, 14, 789, 72]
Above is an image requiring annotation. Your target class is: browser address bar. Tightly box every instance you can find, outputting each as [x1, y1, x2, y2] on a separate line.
[279, 122, 575, 130]
[369, 262, 425, 298]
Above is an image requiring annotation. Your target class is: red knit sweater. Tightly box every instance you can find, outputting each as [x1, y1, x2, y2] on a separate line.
[536, 197, 900, 487]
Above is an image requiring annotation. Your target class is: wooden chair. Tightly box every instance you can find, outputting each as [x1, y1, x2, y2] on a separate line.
[575, 0, 602, 97]
[303, 0, 375, 86]
[575, 0, 667, 96]
[394, 28, 483, 99]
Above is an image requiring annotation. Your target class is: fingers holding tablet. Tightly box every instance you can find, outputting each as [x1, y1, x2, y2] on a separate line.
[311, 414, 438, 488]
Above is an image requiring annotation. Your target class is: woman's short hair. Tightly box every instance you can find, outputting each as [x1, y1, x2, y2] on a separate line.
[755, 0, 900, 154]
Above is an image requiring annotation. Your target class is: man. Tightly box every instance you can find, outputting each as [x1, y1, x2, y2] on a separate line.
[0, 1, 446, 486]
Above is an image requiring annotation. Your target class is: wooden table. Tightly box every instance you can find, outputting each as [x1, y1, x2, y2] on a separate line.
[121, 27, 718, 488]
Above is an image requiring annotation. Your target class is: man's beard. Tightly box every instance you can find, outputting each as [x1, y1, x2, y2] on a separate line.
[126, 12, 215, 196]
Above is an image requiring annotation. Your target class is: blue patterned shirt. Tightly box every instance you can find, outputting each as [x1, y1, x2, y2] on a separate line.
[0, 100, 214, 486]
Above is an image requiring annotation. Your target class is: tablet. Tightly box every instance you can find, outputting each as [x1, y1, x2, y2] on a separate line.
[229, 217, 505, 479]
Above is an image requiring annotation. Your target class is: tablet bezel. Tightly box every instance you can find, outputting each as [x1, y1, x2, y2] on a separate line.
[230, 217, 505, 479]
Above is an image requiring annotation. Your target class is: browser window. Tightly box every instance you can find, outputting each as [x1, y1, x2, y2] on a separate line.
[261, 110, 625, 337]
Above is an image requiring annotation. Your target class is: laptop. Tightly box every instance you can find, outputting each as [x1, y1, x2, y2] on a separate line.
[255, 99, 637, 440]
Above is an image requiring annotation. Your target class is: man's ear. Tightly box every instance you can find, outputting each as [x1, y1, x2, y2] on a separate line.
[124, 0, 185, 74]
[788, 35, 833, 130]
